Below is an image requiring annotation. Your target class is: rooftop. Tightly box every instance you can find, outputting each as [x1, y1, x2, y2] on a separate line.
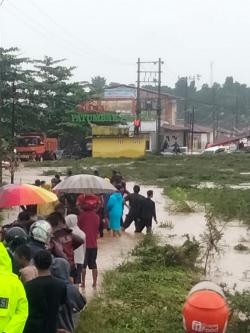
[162, 122, 213, 133]
[105, 84, 179, 100]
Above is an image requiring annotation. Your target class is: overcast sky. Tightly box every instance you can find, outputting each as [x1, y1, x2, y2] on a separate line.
[0, 0, 249, 88]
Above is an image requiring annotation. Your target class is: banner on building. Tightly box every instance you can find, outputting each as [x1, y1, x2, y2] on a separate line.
[71, 112, 156, 123]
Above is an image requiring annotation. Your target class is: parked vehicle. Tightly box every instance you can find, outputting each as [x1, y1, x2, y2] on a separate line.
[202, 146, 226, 154]
[15, 133, 58, 161]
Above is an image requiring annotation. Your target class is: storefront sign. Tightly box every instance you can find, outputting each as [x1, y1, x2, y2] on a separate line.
[104, 87, 137, 98]
[71, 112, 156, 123]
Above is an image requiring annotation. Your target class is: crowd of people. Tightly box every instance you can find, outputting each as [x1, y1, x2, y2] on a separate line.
[0, 169, 158, 333]
[0, 169, 231, 333]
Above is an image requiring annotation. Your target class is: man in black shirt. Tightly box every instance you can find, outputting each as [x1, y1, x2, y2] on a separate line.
[123, 185, 145, 231]
[136, 190, 157, 233]
[24, 250, 67, 333]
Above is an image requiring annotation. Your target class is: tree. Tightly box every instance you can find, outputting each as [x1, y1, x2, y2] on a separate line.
[0, 47, 33, 184]
[90, 76, 106, 96]
[0, 50, 90, 184]
[32, 56, 89, 145]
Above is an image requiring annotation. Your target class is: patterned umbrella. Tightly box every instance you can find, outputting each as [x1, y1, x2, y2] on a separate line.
[0, 184, 58, 208]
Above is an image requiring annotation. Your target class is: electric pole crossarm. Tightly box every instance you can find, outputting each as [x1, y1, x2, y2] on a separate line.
[136, 57, 163, 154]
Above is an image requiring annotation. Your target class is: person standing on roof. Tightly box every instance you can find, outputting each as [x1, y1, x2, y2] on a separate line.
[0, 242, 28, 333]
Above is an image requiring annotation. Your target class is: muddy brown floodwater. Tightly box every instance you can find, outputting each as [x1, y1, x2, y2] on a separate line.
[2, 167, 250, 298]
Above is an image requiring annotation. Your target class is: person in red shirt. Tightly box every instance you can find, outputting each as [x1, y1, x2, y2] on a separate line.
[78, 195, 100, 289]
[133, 118, 141, 135]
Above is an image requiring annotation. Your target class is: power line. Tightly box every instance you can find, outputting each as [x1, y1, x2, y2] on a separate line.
[0, 0, 5, 7]
[19, 0, 134, 67]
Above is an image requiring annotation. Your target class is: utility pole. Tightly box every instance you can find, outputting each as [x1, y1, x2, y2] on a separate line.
[210, 62, 217, 141]
[136, 58, 141, 120]
[212, 86, 216, 142]
[235, 95, 239, 134]
[210, 62, 214, 89]
[135, 58, 163, 154]
[11, 81, 15, 139]
[156, 58, 162, 154]
[190, 107, 195, 154]
[10, 80, 16, 184]
[184, 77, 188, 127]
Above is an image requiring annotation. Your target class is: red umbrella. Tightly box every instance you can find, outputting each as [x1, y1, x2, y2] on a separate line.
[0, 184, 58, 208]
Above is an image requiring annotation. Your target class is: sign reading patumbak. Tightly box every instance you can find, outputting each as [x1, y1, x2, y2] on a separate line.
[71, 112, 156, 123]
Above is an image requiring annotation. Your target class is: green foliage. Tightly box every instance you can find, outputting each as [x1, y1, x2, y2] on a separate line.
[185, 187, 250, 224]
[77, 236, 200, 333]
[90, 75, 106, 97]
[168, 187, 195, 213]
[227, 291, 250, 332]
[0, 48, 89, 147]
[147, 76, 250, 129]
[158, 221, 173, 229]
[0, 47, 33, 139]
[131, 235, 200, 269]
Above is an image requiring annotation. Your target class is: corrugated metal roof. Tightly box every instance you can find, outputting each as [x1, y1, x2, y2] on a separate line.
[105, 84, 180, 100]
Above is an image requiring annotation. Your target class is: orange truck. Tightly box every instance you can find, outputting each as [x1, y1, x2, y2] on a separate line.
[15, 133, 58, 161]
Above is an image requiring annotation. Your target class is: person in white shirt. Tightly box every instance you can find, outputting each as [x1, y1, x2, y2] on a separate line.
[65, 214, 86, 285]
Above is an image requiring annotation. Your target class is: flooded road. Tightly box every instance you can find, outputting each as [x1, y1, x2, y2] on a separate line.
[2, 167, 250, 297]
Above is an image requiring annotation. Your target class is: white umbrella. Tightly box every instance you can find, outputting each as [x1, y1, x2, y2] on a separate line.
[54, 174, 116, 194]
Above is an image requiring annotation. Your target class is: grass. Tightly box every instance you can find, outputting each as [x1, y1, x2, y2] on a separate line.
[227, 290, 250, 332]
[77, 235, 201, 333]
[28, 153, 250, 185]
[24, 154, 250, 331]
[77, 234, 249, 333]
[158, 221, 174, 229]
[37, 154, 250, 225]
[181, 187, 250, 224]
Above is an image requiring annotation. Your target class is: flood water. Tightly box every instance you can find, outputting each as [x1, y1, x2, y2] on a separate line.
[2, 167, 250, 298]
[147, 185, 250, 292]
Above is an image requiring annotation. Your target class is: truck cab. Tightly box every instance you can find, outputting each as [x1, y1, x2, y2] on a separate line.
[16, 133, 58, 161]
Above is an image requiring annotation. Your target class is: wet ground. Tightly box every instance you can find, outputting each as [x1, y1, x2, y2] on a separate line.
[2, 166, 250, 298]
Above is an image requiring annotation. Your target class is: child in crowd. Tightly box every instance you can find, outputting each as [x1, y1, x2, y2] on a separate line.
[65, 214, 86, 285]
[48, 212, 84, 279]
[14, 244, 38, 283]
